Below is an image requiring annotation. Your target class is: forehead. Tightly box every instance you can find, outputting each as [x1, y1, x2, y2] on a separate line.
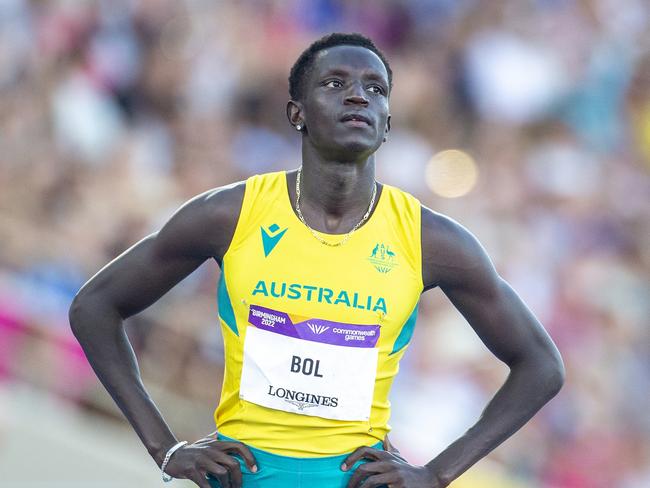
[310, 45, 388, 81]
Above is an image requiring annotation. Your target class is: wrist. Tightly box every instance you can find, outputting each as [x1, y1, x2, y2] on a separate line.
[149, 438, 180, 467]
[425, 463, 451, 488]
[160, 440, 188, 482]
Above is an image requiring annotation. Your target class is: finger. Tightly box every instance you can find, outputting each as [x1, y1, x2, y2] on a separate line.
[342, 446, 385, 471]
[347, 463, 374, 488]
[346, 461, 392, 488]
[204, 465, 230, 488]
[193, 470, 216, 488]
[195, 476, 212, 488]
[359, 471, 395, 488]
[211, 455, 242, 488]
[218, 442, 258, 472]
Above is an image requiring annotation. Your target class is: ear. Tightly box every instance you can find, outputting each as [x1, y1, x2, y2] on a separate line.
[383, 114, 391, 142]
[286, 100, 304, 130]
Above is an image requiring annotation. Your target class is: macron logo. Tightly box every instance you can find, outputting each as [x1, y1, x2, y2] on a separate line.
[307, 323, 330, 335]
[260, 223, 288, 257]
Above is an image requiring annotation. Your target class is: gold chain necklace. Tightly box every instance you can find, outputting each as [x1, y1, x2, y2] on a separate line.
[295, 167, 377, 247]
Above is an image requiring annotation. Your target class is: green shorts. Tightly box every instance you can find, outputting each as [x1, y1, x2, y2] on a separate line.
[207, 434, 386, 488]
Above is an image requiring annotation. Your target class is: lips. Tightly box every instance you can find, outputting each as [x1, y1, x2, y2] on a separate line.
[341, 113, 372, 125]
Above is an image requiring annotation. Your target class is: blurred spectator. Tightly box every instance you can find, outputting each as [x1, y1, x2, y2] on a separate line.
[1, 1, 648, 486]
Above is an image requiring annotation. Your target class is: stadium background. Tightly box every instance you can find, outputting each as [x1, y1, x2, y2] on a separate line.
[1, 0, 649, 486]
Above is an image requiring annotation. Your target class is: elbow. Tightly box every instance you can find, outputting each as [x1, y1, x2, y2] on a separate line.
[553, 353, 566, 393]
[69, 292, 89, 338]
[69, 289, 122, 340]
[512, 348, 565, 400]
[69, 289, 105, 338]
[538, 351, 565, 400]
[546, 357, 565, 397]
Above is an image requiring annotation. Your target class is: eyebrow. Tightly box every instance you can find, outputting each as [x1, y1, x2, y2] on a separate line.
[320, 68, 388, 85]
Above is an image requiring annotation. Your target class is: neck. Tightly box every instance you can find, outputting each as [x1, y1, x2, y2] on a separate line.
[294, 145, 378, 233]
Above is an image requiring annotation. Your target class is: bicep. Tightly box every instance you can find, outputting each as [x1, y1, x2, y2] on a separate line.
[442, 274, 554, 366]
[79, 231, 207, 319]
[422, 207, 560, 367]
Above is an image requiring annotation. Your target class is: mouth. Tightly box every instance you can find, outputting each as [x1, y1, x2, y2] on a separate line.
[340, 113, 372, 126]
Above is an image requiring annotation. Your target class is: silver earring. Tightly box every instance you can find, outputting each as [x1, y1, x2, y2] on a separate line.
[296, 124, 302, 131]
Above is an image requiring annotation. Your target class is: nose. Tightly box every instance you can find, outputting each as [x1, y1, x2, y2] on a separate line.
[344, 82, 368, 106]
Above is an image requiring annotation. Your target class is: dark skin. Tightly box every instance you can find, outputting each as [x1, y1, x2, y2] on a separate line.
[70, 45, 564, 488]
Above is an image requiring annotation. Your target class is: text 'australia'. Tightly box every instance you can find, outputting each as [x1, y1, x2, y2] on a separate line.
[252, 280, 387, 314]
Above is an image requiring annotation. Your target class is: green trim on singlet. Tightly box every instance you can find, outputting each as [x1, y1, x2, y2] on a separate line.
[207, 434, 384, 487]
[389, 302, 419, 355]
[218, 265, 238, 336]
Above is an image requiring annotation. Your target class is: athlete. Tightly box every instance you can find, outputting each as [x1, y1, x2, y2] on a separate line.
[69, 33, 565, 488]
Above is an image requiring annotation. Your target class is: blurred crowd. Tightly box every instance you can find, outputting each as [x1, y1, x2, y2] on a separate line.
[1, 0, 649, 487]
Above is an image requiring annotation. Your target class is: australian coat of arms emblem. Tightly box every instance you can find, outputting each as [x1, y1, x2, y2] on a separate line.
[368, 243, 398, 273]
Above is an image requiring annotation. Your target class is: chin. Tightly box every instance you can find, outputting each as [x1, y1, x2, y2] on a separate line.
[310, 131, 383, 161]
[333, 136, 382, 160]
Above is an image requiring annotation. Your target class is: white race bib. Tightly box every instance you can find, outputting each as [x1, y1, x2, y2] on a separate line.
[239, 305, 381, 421]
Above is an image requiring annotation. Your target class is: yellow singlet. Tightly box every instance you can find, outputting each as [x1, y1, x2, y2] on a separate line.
[214, 171, 423, 457]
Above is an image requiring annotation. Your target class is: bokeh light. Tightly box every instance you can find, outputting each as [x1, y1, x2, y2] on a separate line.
[425, 149, 479, 198]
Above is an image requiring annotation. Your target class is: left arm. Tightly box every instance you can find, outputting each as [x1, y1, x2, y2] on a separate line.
[344, 206, 565, 488]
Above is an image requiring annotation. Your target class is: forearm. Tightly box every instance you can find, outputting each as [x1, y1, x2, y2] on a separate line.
[425, 359, 564, 486]
[69, 295, 177, 466]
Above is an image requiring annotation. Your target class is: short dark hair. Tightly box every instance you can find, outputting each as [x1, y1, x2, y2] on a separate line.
[289, 32, 393, 101]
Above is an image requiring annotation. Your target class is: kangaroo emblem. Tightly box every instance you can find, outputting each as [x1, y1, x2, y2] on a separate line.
[371, 243, 379, 258]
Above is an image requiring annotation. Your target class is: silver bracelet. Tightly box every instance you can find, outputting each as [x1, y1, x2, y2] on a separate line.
[161, 440, 188, 482]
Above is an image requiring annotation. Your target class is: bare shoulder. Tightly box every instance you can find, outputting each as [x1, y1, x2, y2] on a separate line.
[191, 180, 246, 230]
[156, 180, 246, 262]
[420, 205, 498, 291]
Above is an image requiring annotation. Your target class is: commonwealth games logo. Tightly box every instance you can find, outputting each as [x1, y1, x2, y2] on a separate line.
[306, 323, 330, 335]
[368, 243, 398, 274]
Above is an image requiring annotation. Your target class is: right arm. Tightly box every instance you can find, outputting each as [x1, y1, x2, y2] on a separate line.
[69, 183, 256, 488]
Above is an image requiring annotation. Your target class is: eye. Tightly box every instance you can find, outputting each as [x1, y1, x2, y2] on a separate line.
[324, 79, 343, 88]
[368, 85, 385, 95]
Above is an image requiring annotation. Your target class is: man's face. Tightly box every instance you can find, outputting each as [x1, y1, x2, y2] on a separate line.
[297, 45, 391, 159]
